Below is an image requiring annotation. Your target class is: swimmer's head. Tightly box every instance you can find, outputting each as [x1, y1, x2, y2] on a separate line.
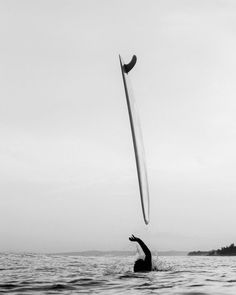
[134, 259, 146, 272]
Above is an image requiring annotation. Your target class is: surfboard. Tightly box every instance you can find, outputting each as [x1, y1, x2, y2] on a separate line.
[119, 54, 150, 225]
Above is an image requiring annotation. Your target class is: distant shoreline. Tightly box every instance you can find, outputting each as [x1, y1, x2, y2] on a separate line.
[52, 250, 188, 257]
[188, 243, 236, 256]
[0, 250, 188, 256]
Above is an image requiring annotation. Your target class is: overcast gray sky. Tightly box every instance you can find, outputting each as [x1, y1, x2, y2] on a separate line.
[1, 0, 236, 253]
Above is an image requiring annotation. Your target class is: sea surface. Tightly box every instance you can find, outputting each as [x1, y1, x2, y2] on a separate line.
[1, 254, 236, 294]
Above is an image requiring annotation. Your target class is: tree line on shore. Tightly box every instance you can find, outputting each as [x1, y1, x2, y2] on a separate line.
[188, 243, 236, 256]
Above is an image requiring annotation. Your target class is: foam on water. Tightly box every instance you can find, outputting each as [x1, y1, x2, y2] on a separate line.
[1, 253, 236, 294]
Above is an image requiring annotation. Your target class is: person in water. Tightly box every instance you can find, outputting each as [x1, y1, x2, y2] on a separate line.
[129, 234, 152, 272]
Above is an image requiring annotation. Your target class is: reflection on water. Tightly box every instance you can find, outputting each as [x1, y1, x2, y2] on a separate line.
[1, 254, 236, 294]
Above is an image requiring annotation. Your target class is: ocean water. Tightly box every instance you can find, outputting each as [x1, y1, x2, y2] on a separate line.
[1, 254, 236, 294]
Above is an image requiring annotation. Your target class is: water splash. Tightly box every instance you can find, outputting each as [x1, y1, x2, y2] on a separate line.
[152, 256, 174, 272]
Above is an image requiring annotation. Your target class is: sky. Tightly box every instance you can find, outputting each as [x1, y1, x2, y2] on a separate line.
[1, 0, 236, 253]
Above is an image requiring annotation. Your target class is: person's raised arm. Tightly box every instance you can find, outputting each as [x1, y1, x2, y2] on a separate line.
[129, 235, 151, 259]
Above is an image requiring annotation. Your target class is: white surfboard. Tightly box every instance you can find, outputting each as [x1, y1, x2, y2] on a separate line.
[119, 55, 150, 225]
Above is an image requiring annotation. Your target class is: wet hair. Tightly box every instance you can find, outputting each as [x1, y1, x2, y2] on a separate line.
[134, 259, 146, 272]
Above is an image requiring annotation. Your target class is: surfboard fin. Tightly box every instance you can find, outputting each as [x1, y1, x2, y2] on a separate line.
[124, 55, 137, 73]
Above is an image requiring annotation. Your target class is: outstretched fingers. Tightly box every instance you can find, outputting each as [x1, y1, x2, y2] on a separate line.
[129, 234, 138, 242]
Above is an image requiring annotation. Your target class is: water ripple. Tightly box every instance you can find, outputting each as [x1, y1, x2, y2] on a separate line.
[1, 254, 236, 294]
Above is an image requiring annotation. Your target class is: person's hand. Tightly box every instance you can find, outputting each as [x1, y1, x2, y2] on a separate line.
[129, 234, 139, 242]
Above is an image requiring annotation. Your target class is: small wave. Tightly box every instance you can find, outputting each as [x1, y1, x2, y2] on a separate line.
[118, 272, 149, 279]
[68, 278, 93, 283]
[0, 283, 18, 290]
[205, 278, 222, 282]
[69, 279, 104, 287]
[180, 293, 209, 295]
[3, 283, 77, 292]
[227, 280, 236, 283]
[47, 283, 71, 290]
